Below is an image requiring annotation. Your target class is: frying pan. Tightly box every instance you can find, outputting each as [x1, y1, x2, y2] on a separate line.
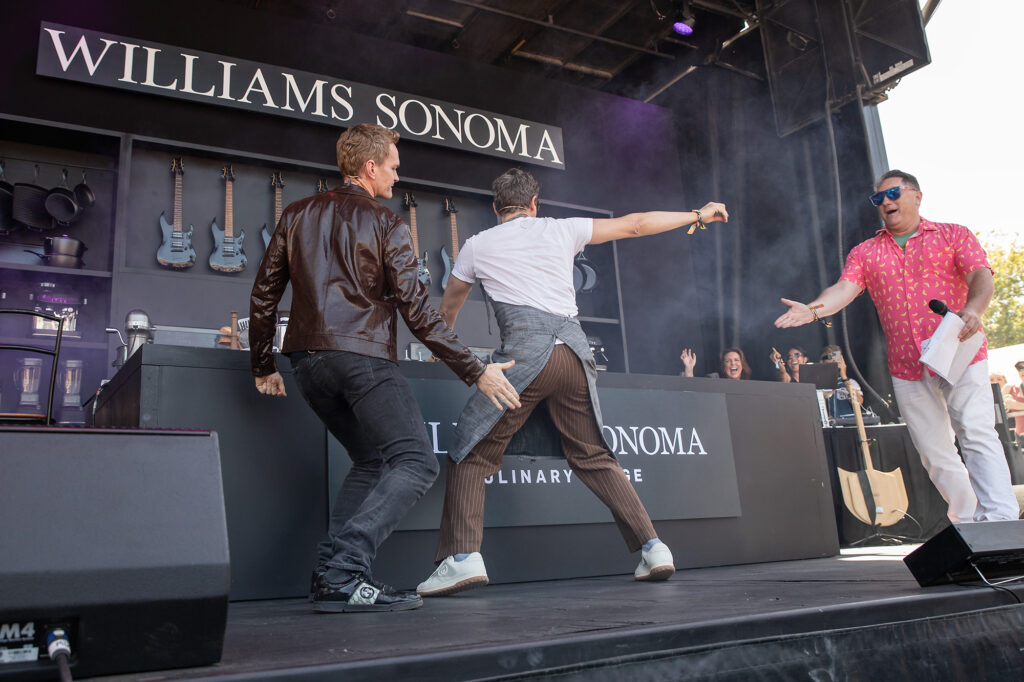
[45, 168, 79, 224]
[74, 169, 95, 209]
[13, 165, 51, 231]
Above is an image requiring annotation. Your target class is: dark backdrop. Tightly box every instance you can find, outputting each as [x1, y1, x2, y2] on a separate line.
[0, 0, 892, 410]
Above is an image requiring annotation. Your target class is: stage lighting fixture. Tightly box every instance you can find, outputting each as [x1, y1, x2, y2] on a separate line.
[672, 0, 696, 36]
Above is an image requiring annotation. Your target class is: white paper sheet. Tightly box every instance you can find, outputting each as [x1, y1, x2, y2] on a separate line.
[919, 312, 984, 384]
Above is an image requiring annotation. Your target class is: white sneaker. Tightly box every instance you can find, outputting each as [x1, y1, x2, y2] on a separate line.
[635, 542, 675, 581]
[417, 552, 489, 596]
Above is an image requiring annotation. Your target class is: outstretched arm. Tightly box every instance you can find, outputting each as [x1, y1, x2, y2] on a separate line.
[589, 202, 728, 245]
[774, 280, 862, 328]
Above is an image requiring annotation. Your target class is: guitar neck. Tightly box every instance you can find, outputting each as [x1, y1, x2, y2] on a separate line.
[843, 377, 873, 472]
[224, 180, 234, 239]
[409, 206, 420, 253]
[449, 213, 459, 260]
[173, 172, 183, 235]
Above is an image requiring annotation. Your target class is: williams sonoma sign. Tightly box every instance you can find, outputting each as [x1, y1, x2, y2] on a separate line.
[36, 22, 566, 169]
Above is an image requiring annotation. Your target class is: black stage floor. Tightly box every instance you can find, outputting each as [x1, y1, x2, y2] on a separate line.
[92, 547, 1024, 681]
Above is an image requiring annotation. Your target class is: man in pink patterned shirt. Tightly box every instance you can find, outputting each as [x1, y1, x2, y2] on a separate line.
[775, 170, 1017, 523]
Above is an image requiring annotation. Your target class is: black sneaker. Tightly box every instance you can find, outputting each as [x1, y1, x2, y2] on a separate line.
[312, 572, 423, 613]
[309, 566, 327, 603]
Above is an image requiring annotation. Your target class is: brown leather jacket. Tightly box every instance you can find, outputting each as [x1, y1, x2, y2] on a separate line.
[249, 184, 485, 385]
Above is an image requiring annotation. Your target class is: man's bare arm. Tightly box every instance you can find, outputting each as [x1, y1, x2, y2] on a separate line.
[589, 202, 728, 245]
[438, 275, 473, 328]
[774, 280, 862, 328]
[958, 267, 994, 341]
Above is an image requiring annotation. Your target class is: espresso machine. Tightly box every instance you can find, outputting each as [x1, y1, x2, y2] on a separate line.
[30, 281, 86, 339]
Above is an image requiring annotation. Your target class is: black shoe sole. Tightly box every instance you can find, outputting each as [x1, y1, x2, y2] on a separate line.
[312, 596, 423, 613]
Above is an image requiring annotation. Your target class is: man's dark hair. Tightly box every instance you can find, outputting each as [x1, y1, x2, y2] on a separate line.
[876, 169, 920, 191]
[492, 168, 540, 216]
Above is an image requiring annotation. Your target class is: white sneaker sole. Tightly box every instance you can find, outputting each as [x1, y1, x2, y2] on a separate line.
[418, 574, 489, 597]
[635, 564, 675, 581]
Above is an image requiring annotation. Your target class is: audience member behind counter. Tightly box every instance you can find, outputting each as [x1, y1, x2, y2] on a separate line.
[768, 346, 808, 382]
[997, 363, 1024, 448]
[680, 347, 751, 380]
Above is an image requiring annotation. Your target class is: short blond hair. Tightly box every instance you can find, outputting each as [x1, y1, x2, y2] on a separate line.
[336, 123, 400, 178]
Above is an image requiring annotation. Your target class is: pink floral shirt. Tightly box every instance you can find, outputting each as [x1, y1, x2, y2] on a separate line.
[840, 218, 990, 381]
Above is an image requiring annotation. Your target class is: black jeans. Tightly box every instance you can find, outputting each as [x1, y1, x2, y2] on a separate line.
[291, 350, 439, 576]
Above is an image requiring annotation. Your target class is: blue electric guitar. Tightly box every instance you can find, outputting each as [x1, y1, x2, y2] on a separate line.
[403, 192, 430, 287]
[209, 165, 247, 273]
[156, 157, 196, 269]
[440, 196, 459, 290]
[261, 171, 284, 250]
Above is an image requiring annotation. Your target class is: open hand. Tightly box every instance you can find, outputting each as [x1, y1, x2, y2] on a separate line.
[774, 298, 814, 328]
[680, 348, 697, 376]
[476, 360, 521, 410]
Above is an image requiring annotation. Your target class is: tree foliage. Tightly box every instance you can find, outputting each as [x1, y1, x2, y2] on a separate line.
[981, 232, 1024, 348]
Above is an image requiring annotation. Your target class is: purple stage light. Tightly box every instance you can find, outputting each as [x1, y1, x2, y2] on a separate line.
[672, 21, 694, 36]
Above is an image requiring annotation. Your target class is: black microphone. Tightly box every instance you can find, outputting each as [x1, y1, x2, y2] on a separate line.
[928, 299, 949, 316]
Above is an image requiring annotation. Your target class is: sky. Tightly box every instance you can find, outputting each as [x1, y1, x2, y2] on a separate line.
[877, 0, 1023, 249]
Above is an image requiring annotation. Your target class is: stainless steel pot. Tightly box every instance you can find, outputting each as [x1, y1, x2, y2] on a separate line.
[43, 235, 87, 258]
[24, 250, 83, 269]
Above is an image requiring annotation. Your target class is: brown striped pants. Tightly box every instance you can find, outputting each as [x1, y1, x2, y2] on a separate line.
[434, 344, 658, 562]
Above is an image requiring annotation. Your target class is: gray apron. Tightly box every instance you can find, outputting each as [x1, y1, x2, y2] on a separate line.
[449, 301, 602, 462]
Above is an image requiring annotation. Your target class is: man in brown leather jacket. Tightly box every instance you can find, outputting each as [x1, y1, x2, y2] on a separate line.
[249, 123, 519, 613]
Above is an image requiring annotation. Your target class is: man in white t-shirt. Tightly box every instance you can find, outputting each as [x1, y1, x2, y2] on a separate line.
[417, 168, 727, 596]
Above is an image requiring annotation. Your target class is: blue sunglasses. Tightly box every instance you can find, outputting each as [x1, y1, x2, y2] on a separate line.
[869, 185, 917, 206]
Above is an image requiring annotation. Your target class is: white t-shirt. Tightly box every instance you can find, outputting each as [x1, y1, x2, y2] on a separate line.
[452, 216, 593, 317]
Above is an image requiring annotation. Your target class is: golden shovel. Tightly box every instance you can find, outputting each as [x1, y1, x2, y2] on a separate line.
[836, 378, 909, 527]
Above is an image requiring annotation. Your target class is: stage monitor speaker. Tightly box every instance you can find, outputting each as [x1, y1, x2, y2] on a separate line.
[847, 0, 930, 97]
[757, 0, 930, 136]
[904, 520, 1024, 587]
[0, 428, 230, 680]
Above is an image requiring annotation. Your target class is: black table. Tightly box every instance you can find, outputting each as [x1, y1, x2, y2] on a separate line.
[91, 344, 840, 599]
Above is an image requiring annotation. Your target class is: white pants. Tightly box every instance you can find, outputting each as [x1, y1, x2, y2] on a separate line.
[892, 360, 1018, 522]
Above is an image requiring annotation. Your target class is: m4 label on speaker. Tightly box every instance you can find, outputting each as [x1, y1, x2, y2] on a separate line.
[0, 621, 34, 643]
[0, 621, 39, 664]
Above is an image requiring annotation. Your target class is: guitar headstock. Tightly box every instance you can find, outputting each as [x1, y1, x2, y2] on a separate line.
[316, 178, 328, 193]
[443, 196, 457, 214]
[403, 192, 418, 210]
[221, 165, 235, 182]
[271, 171, 284, 189]
[171, 157, 184, 176]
